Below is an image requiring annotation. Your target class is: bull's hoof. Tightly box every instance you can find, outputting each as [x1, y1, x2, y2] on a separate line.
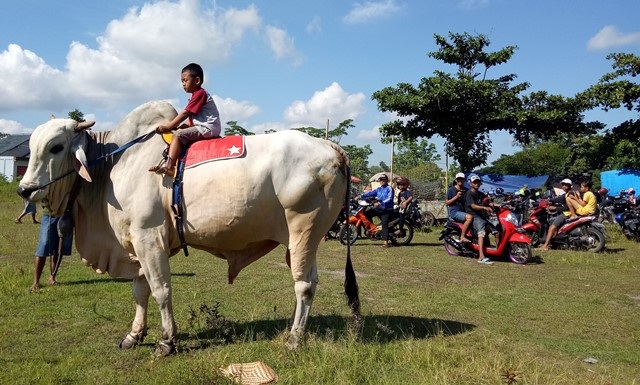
[285, 333, 301, 351]
[153, 340, 176, 357]
[119, 331, 146, 350]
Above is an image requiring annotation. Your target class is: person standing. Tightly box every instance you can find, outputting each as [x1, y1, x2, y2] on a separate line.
[30, 205, 73, 292]
[15, 198, 39, 224]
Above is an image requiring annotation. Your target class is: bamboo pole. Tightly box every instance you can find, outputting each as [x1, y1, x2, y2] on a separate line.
[325, 119, 329, 140]
[390, 135, 395, 182]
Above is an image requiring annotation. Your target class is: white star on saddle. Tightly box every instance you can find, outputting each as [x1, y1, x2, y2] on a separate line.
[227, 145, 241, 155]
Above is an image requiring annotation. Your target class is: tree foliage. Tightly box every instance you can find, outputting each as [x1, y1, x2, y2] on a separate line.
[372, 32, 592, 171]
[224, 121, 255, 136]
[394, 139, 441, 172]
[341, 144, 372, 180]
[294, 119, 354, 144]
[68, 109, 85, 122]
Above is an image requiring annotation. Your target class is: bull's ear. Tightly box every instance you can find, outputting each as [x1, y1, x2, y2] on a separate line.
[74, 120, 95, 132]
[71, 133, 92, 182]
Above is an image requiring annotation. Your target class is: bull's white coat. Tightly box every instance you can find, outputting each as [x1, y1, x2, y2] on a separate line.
[19, 101, 351, 352]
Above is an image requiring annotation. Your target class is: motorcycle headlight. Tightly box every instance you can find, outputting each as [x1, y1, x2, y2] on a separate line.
[504, 212, 520, 227]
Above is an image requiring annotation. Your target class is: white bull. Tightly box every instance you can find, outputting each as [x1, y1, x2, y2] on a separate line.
[18, 101, 359, 355]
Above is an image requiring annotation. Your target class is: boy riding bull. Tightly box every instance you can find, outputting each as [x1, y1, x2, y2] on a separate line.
[149, 63, 221, 176]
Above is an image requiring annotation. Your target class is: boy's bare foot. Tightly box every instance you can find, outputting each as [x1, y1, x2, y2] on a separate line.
[48, 276, 59, 286]
[460, 237, 471, 243]
[14, 219, 21, 224]
[163, 167, 176, 177]
[29, 284, 39, 292]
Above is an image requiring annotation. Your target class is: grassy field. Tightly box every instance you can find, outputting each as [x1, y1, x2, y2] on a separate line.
[0, 180, 638, 384]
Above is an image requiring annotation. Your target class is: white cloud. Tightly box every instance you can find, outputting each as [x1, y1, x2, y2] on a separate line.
[306, 16, 322, 34]
[0, 1, 263, 112]
[457, 0, 489, 11]
[213, 95, 261, 123]
[587, 25, 640, 51]
[357, 126, 381, 140]
[0, 119, 32, 135]
[265, 25, 304, 67]
[343, 0, 403, 24]
[0, 45, 67, 111]
[283, 82, 366, 128]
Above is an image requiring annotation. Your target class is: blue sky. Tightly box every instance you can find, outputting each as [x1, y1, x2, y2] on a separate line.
[1, 0, 639, 170]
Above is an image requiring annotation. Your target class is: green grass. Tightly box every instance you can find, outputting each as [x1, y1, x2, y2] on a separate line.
[0, 180, 639, 384]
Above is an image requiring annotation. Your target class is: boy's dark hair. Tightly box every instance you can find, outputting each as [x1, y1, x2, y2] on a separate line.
[581, 180, 592, 189]
[182, 63, 204, 83]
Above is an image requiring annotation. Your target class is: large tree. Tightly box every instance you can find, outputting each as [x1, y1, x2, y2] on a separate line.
[372, 32, 591, 171]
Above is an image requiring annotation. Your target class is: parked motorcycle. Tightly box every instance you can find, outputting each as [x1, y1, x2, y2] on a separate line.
[520, 199, 606, 252]
[615, 208, 640, 241]
[439, 203, 532, 264]
[339, 198, 414, 246]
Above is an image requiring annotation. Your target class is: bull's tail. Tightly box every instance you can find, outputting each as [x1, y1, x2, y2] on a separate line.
[343, 162, 360, 317]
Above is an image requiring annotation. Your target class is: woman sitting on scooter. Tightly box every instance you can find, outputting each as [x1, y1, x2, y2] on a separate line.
[357, 174, 395, 248]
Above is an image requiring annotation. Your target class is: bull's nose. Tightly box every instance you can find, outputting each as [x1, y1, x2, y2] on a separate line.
[17, 186, 35, 199]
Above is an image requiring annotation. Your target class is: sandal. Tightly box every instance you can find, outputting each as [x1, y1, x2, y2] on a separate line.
[148, 165, 168, 174]
[478, 257, 494, 265]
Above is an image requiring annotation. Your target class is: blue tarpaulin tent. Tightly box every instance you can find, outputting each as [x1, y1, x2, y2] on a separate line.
[464, 174, 549, 194]
[600, 169, 640, 195]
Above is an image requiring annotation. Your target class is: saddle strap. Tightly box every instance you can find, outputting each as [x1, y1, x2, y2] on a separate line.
[171, 146, 189, 256]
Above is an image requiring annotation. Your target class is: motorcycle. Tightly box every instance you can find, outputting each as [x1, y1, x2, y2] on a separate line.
[439, 203, 533, 264]
[339, 198, 414, 246]
[615, 208, 640, 241]
[520, 199, 606, 252]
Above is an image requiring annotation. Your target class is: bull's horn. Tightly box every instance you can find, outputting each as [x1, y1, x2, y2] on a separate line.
[74, 121, 96, 132]
[50, 114, 56, 120]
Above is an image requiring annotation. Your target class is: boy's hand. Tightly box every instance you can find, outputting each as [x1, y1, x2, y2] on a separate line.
[155, 124, 171, 133]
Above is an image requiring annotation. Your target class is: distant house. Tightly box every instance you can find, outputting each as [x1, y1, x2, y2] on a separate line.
[0, 135, 30, 181]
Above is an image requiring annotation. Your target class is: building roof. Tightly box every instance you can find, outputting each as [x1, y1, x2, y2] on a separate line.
[0, 135, 30, 157]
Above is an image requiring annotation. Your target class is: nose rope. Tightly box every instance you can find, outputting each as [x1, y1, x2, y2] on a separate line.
[26, 130, 156, 192]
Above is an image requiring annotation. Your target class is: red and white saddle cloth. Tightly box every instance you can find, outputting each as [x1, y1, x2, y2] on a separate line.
[184, 136, 245, 169]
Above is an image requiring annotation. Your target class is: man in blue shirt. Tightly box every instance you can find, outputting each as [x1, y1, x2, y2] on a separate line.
[358, 174, 395, 248]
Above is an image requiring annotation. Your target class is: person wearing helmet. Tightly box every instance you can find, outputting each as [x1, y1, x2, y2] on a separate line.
[394, 177, 414, 234]
[445, 172, 473, 243]
[628, 188, 636, 205]
[357, 174, 394, 248]
[540, 178, 573, 251]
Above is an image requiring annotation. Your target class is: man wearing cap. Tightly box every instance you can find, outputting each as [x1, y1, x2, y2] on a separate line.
[358, 174, 395, 248]
[465, 175, 500, 264]
[540, 178, 573, 251]
[445, 172, 473, 243]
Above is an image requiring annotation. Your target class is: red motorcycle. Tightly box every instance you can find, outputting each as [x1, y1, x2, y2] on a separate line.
[520, 199, 606, 252]
[440, 203, 532, 264]
[339, 198, 414, 246]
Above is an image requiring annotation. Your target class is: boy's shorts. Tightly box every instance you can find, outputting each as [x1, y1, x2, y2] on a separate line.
[175, 126, 220, 145]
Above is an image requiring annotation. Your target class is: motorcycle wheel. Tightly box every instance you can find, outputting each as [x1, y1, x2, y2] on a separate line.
[525, 230, 540, 248]
[443, 232, 462, 256]
[390, 223, 414, 246]
[421, 211, 436, 227]
[338, 224, 359, 246]
[584, 227, 605, 253]
[509, 242, 532, 264]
